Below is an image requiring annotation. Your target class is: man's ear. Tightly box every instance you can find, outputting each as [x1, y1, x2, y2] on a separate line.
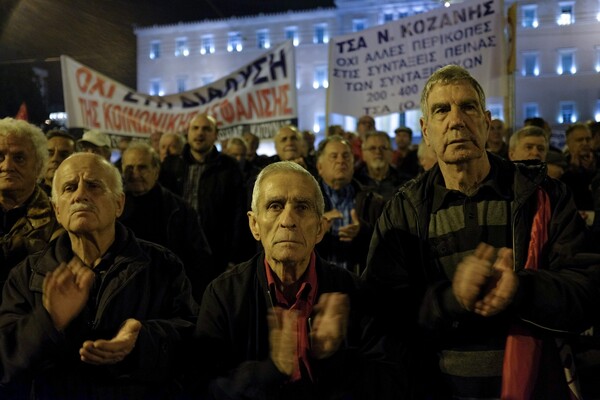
[247, 211, 261, 241]
[114, 193, 126, 218]
[315, 216, 327, 245]
[420, 117, 430, 146]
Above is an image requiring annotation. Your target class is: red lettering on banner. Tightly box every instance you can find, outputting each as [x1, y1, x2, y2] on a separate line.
[78, 98, 100, 128]
[75, 67, 116, 99]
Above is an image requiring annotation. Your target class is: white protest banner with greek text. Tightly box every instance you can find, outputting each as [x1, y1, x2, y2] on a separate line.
[327, 0, 506, 117]
[61, 40, 297, 139]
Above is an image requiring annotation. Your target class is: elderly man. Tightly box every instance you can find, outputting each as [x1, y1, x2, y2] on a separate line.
[508, 125, 548, 162]
[0, 118, 61, 292]
[267, 125, 317, 175]
[160, 113, 246, 276]
[193, 161, 369, 399]
[316, 135, 384, 274]
[561, 123, 597, 211]
[0, 153, 197, 399]
[119, 142, 213, 302]
[362, 65, 600, 399]
[355, 131, 408, 201]
[41, 129, 75, 195]
[77, 129, 112, 161]
[158, 132, 185, 162]
[486, 118, 509, 159]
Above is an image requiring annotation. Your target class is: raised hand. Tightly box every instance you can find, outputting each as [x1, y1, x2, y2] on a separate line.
[80, 318, 142, 365]
[43, 257, 95, 331]
[267, 308, 298, 376]
[453, 243, 518, 316]
[310, 292, 349, 359]
[338, 209, 360, 242]
[474, 247, 518, 317]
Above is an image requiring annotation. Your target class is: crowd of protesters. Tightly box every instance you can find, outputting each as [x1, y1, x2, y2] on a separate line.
[1, 65, 600, 399]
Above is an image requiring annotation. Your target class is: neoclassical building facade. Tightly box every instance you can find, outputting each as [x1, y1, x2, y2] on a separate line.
[135, 0, 600, 148]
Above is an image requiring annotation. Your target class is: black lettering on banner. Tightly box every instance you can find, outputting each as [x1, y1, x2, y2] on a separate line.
[366, 91, 387, 102]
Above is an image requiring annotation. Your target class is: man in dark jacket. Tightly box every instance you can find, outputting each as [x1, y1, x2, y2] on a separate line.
[316, 135, 385, 275]
[362, 65, 600, 399]
[0, 153, 197, 399]
[160, 113, 246, 277]
[0, 118, 62, 295]
[119, 142, 213, 303]
[193, 161, 384, 400]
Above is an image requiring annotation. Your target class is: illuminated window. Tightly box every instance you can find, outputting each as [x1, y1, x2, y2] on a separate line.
[313, 66, 328, 89]
[314, 114, 326, 133]
[175, 37, 189, 57]
[382, 12, 395, 23]
[522, 5, 538, 28]
[557, 49, 576, 75]
[177, 77, 187, 93]
[488, 105, 503, 120]
[201, 35, 214, 55]
[314, 24, 329, 44]
[257, 29, 270, 49]
[150, 79, 162, 96]
[595, 100, 600, 122]
[285, 26, 299, 46]
[353, 19, 367, 32]
[523, 52, 539, 76]
[150, 41, 160, 59]
[559, 101, 576, 124]
[228, 32, 243, 52]
[557, 2, 574, 25]
[524, 103, 539, 119]
[595, 46, 600, 72]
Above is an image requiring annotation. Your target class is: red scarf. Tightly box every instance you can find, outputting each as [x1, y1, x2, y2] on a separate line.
[501, 188, 581, 399]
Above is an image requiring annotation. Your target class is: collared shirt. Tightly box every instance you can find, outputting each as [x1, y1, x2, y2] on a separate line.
[265, 252, 318, 382]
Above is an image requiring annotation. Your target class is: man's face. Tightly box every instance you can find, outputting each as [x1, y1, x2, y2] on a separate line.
[248, 172, 324, 268]
[122, 148, 159, 196]
[567, 128, 592, 158]
[78, 142, 110, 160]
[275, 128, 301, 161]
[488, 119, 504, 145]
[226, 143, 246, 163]
[243, 133, 259, 154]
[0, 134, 39, 194]
[362, 136, 392, 170]
[53, 155, 124, 237]
[394, 131, 411, 151]
[357, 116, 375, 136]
[46, 136, 75, 184]
[509, 136, 547, 162]
[420, 82, 491, 165]
[317, 141, 353, 188]
[187, 115, 217, 155]
[159, 135, 181, 161]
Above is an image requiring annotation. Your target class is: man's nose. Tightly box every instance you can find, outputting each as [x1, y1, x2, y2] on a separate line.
[279, 205, 297, 228]
[448, 107, 466, 128]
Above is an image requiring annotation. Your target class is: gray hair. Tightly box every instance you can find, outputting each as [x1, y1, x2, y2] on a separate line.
[420, 65, 487, 119]
[508, 126, 548, 151]
[159, 132, 186, 152]
[123, 141, 161, 169]
[52, 153, 123, 202]
[0, 117, 48, 180]
[251, 161, 324, 217]
[316, 134, 352, 162]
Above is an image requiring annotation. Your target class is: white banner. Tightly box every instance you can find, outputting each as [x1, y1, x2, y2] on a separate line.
[61, 40, 298, 139]
[327, 0, 506, 117]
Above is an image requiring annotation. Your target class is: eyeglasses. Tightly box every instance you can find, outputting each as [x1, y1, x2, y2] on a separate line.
[364, 146, 391, 152]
